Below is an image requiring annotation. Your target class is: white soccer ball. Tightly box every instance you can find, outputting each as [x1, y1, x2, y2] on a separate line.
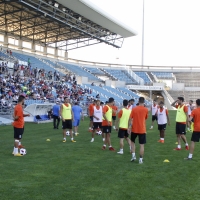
[66, 131, 70, 136]
[20, 148, 27, 155]
[97, 131, 102, 135]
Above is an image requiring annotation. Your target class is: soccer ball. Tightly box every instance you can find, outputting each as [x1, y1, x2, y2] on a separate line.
[66, 131, 70, 136]
[20, 148, 27, 155]
[97, 131, 102, 135]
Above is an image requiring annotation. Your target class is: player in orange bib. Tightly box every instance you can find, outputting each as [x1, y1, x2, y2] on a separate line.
[185, 99, 200, 160]
[111, 103, 118, 130]
[128, 97, 148, 164]
[12, 95, 30, 156]
[88, 100, 96, 132]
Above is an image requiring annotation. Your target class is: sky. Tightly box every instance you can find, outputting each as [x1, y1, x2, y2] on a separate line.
[69, 0, 200, 66]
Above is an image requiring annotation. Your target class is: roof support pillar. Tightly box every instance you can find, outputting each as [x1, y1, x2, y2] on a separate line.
[18, 39, 23, 50]
[43, 45, 47, 56]
[3, 34, 8, 48]
[54, 47, 58, 59]
[31, 42, 36, 52]
[64, 51, 68, 60]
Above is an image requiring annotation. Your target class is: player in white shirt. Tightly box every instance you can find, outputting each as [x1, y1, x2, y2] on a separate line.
[91, 100, 103, 142]
[127, 99, 136, 110]
[155, 101, 170, 143]
[187, 100, 195, 131]
[150, 100, 159, 129]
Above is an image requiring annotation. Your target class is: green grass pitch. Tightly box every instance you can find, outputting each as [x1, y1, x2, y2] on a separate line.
[0, 110, 200, 200]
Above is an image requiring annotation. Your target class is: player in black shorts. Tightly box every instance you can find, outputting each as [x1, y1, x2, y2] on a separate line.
[116, 100, 131, 154]
[60, 97, 76, 143]
[185, 99, 200, 160]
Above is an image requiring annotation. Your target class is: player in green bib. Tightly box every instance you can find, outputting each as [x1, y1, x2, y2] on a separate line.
[60, 97, 76, 143]
[116, 100, 132, 154]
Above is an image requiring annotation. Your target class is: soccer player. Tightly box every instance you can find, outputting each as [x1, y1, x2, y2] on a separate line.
[149, 100, 158, 129]
[128, 97, 148, 164]
[128, 99, 136, 110]
[185, 99, 200, 160]
[72, 102, 83, 136]
[156, 101, 170, 143]
[102, 97, 115, 151]
[12, 95, 30, 156]
[91, 100, 103, 142]
[60, 97, 76, 143]
[171, 97, 189, 150]
[100, 101, 105, 141]
[116, 99, 131, 154]
[187, 100, 195, 131]
[88, 100, 96, 132]
[111, 102, 118, 130]
[52, 101, 60, 129]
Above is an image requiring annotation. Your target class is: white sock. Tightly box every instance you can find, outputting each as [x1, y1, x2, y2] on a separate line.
[188, 153, 193, 158]
[178, 145, 181, 148]
[14, 147, 18, 154]
[71, 138, 74, 141]
[161, 138, 164, 140]
[132, 153, 135, 158]
[103, 138, 105, 141]
[120, 148, 123, 152]
[151, 126, 153, 128]
[139, 157, 143, 161]
[19, 142, 21, 145]
[63, 138, 66, 140]
[103, 144, 106, 147]
[13, 147, 15, 152]
[185, 143, 188, 146]
[91, 138, 94, 141]
[109, 145, 112, 148]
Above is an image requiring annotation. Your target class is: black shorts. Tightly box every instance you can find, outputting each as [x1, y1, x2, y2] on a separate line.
[14, 127, 24, 139]
[93, 122, 102, 129]
[176, 122, 186, 135]
[191, 132, 200, 142]
[131, 133, 146, 144]
[158, 124, 167, 131]
[152, 115, 157, 121]
[62, 120, 72, 130]
[102, 126, 112, 134]
[53, 115, 60, 120]
[90, 116, 93, 121]
[118, 129, 129, 138]
[112, 116, 116, 120]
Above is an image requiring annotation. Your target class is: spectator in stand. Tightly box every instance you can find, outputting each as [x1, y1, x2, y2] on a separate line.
[28, 58, 30, 67]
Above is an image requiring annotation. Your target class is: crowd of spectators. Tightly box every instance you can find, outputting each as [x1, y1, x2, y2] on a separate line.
[0, 63, 94, 111]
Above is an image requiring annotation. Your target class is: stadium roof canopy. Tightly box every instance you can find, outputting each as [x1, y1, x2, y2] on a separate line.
[0, 0, 137, 50]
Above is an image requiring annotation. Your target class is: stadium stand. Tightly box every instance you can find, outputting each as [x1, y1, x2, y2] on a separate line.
[152, 72, 174, 79]
[134, 72, 151, 84]
[103, 69, 138, 84]
[84, 66, 106, 76]
[174, 72, 200, 87]
[168, 90, 185, 101]
[12, 52, 59, 73]
[58, 62, 101, 82]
